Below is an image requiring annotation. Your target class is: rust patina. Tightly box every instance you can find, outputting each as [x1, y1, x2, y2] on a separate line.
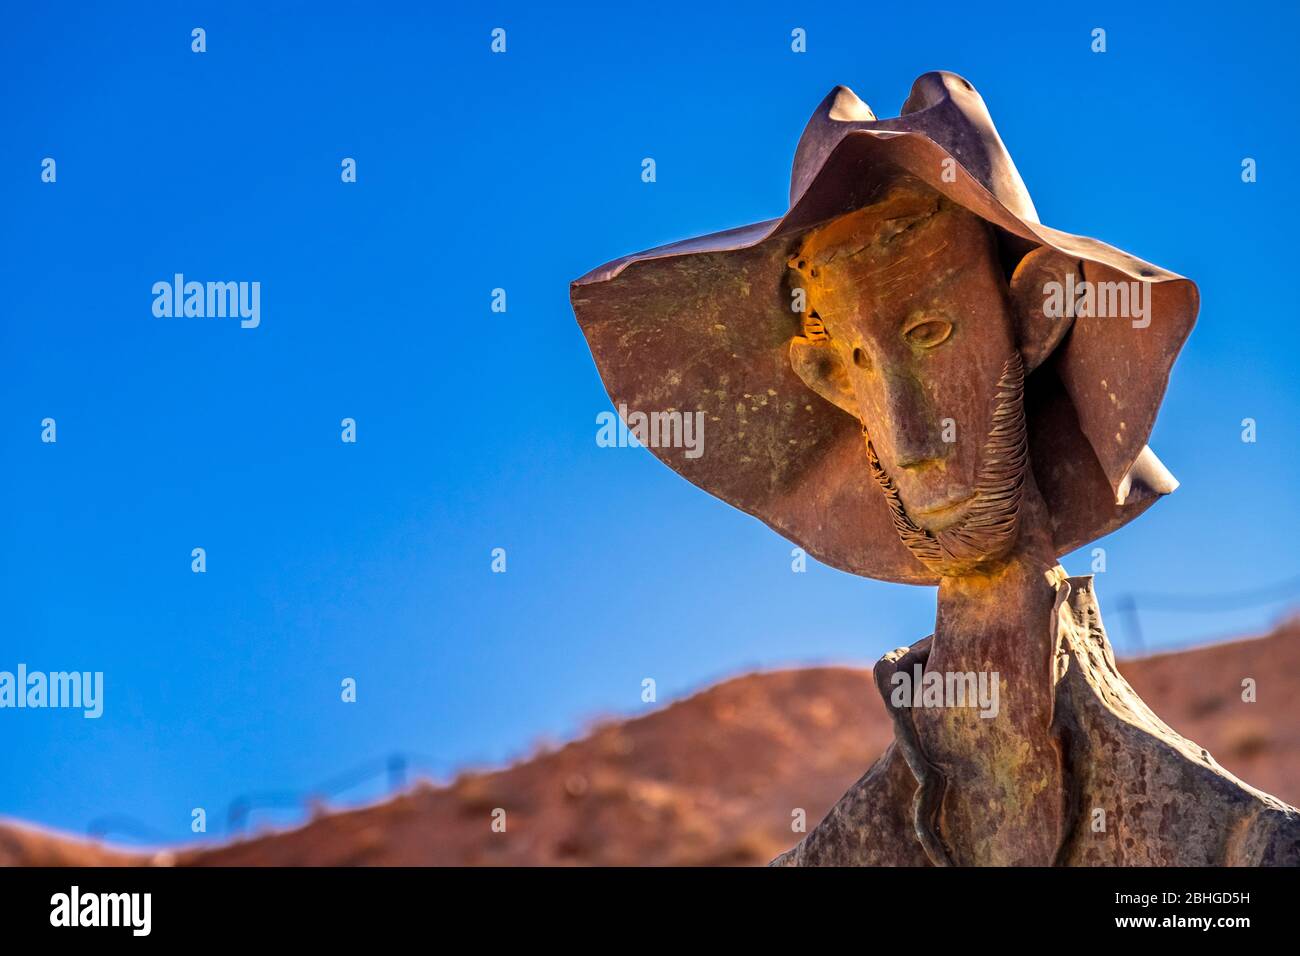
[571, 72, 1300, 866]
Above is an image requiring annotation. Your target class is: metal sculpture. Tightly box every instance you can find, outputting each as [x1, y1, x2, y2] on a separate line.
[571, 72, 1299, 865]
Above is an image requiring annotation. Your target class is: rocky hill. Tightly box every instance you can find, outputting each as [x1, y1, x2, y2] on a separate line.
[3, 619, 1296, 866]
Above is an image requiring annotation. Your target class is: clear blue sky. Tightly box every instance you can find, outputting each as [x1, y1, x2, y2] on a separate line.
[2, 1, 1297, 843]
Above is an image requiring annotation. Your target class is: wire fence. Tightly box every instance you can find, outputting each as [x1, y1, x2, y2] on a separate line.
[88, 750, 445, 844]
[1111, 573, 1300, 653]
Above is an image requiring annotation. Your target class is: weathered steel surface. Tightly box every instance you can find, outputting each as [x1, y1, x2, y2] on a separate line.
[776, 578, 1300, 866]
[571, 71, 1193, 586]
[572, 70, 1297, 866]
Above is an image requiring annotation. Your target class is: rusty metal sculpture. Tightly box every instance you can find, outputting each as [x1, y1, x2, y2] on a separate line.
[571, 72, 1300, 865]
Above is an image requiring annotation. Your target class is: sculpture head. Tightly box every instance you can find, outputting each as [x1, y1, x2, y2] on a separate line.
[785, 178, 1068, 575]
[571, 72, 1198, 585]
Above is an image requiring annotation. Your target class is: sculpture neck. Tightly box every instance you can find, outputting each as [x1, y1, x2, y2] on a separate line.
[931, 468, 1060, 724]
[914, 469, 1069, 865]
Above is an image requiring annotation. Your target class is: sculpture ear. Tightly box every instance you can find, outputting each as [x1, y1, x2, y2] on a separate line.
[1008, 246, 1081, 370]
[790, 335, 858, 417]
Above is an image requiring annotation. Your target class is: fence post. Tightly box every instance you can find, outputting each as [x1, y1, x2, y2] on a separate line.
[1114, 594, 1143, 653]
[387, 753, 407, 792]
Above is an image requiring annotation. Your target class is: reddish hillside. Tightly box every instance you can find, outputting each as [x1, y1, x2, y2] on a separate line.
[3, 619, 1297, 866]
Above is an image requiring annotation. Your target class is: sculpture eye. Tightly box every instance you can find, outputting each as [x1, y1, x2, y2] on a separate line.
[904, 317, 953, 349]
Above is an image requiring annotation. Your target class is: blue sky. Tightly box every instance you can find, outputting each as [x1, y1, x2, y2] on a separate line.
[2, 1, 1297, 843]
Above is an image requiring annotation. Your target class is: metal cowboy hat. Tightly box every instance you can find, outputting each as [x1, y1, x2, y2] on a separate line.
[570, 71, 1197, 585]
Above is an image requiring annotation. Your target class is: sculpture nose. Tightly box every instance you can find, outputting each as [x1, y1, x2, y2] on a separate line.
[880, 374, 948, 469]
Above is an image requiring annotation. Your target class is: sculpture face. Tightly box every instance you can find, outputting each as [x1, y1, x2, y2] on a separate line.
[788, 180, 1029, 576]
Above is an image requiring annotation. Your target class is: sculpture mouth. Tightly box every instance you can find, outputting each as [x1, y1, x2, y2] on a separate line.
[911, 491, 976, 529]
